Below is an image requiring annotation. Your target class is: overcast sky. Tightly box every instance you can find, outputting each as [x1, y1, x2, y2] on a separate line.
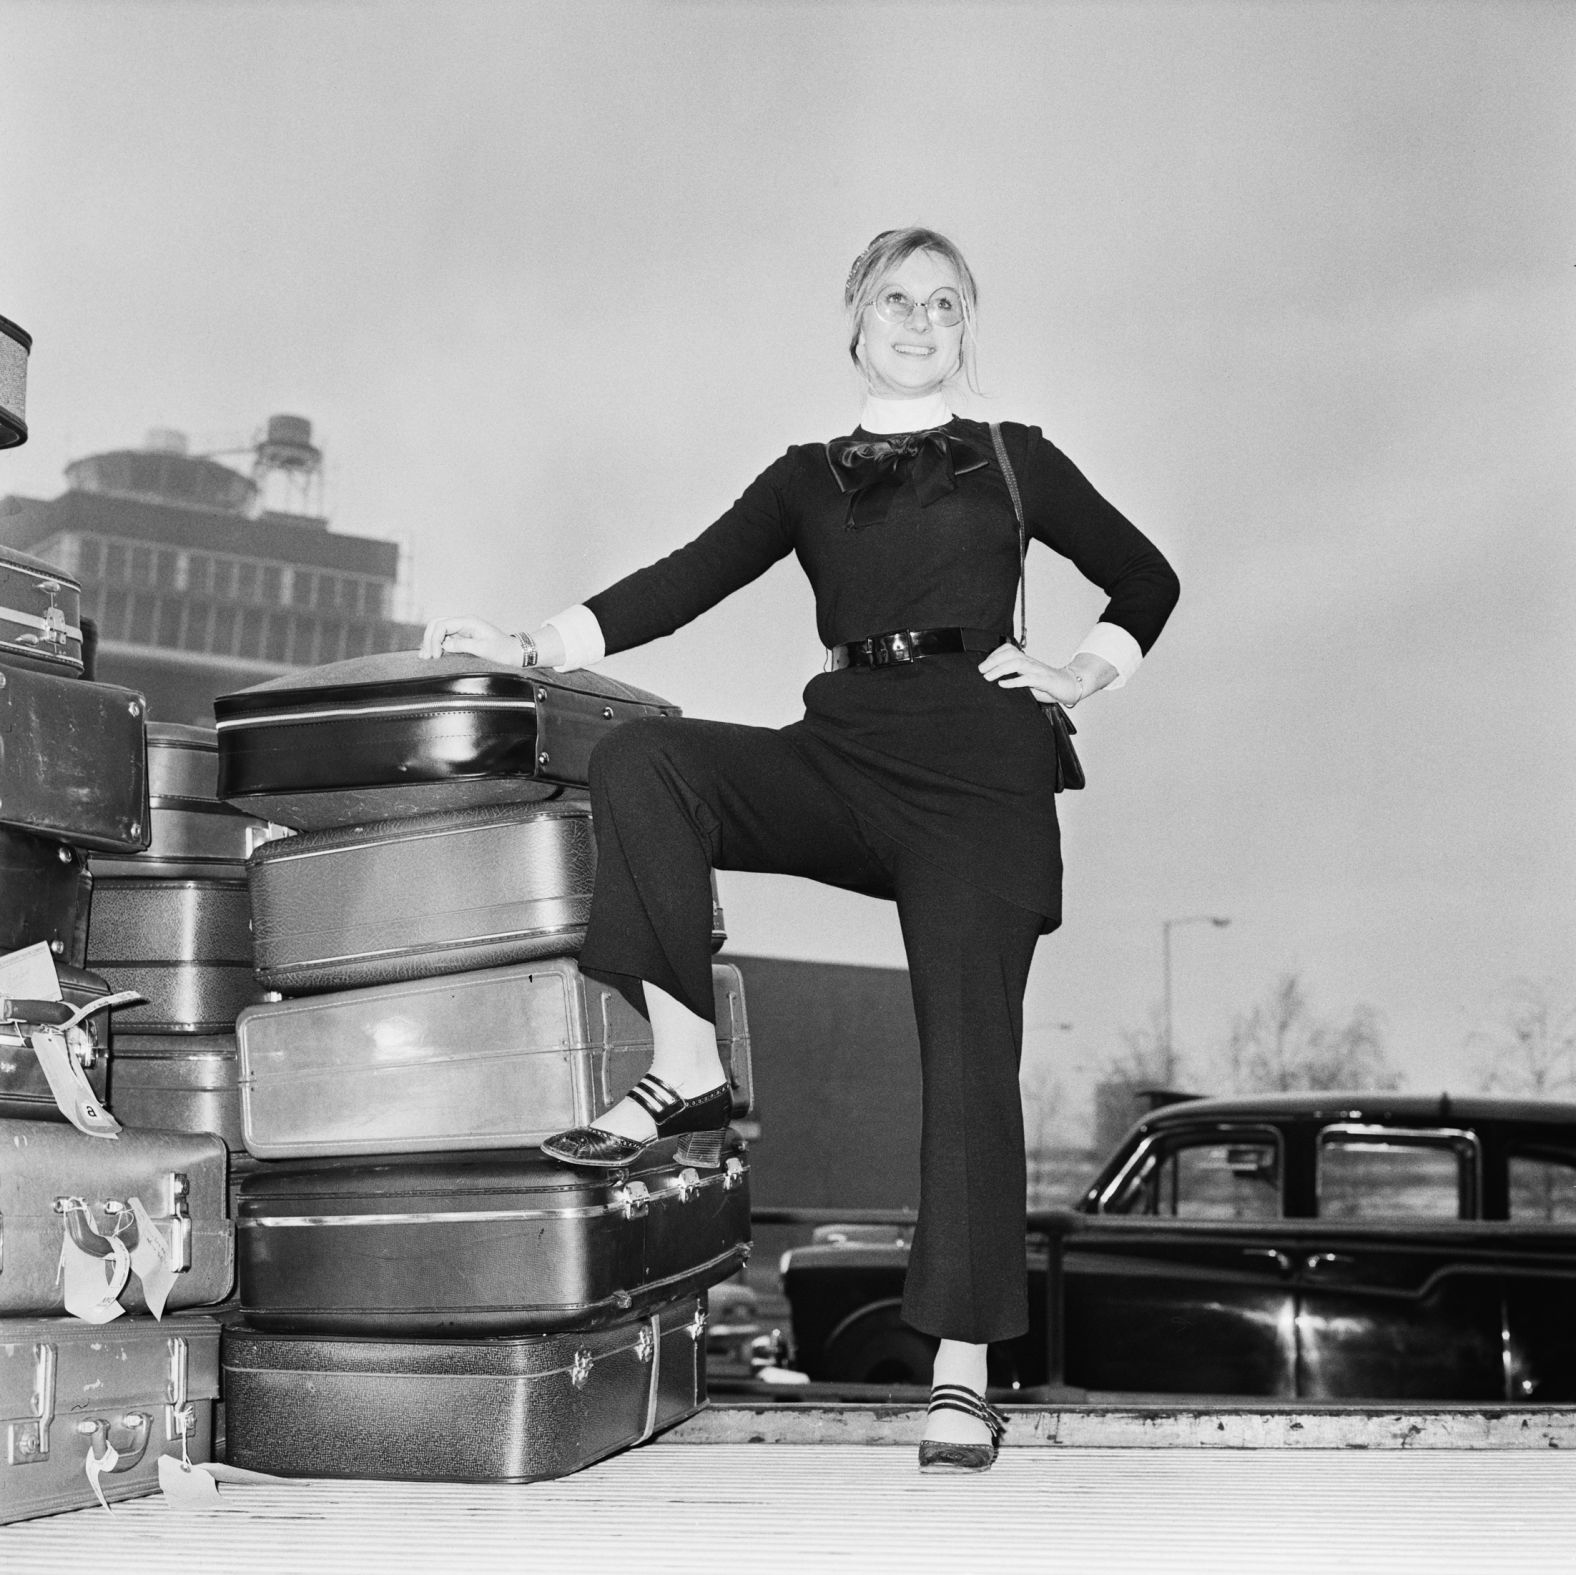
[3, 0, 1571, 1122]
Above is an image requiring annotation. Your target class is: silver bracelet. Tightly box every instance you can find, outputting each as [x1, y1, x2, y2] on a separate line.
[1066, 666, 1087, 707]
[512, 631, 539, 668]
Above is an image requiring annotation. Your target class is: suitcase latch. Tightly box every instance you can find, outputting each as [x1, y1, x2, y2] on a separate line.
[569, 1348, 594, 1389]
[635, 1324, 656, 1365]
[722, 1157, 746, 1191]
[6, 1341, 56, 1465]
[614, 1180, 650, 1220]
[686, 1305, 709, 1344]
[674, 1168, 701, 1203]
[165, 1173, 192, 1272]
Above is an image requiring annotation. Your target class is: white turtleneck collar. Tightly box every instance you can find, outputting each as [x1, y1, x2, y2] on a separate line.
[856, 391, 954, 435]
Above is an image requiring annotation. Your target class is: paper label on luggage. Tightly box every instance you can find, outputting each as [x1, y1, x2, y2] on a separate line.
[31, 1025, 122, 1138]
[0, 940, 61, 1003]
[58, 1213, 131, 1323]
[85, 1436, 121, 1513]
[125, 1197, 179, 1318]
[158, 1453, 222, 1511]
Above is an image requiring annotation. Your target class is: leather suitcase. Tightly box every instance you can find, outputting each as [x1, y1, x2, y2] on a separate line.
[0, 827, 91, 968]
[86, 874, 262, 1033]
[222, 1294, 707, 1482]
[106, 1033, 244, 1149]
[213, 651, 679, 830]
[92, 722, 264, 880]
[234, 1139, 749, 1334]
[237, 958, 753, 1158]
[0, 662, 149, 851]
[0, 1120, 233, 1317]
[0, 543, 86, 678]
[0, 964, 113, 1121]
[0, 1312, 220, 1524]
[248, 803, 727, 994]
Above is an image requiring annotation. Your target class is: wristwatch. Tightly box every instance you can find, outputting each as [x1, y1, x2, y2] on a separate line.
[512, 631, 539, 668]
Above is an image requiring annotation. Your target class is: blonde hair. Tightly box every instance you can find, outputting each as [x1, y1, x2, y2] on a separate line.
[844, 227, 981, 393]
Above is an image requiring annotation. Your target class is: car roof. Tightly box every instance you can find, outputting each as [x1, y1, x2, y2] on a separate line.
[1136, 1091, 1576, 1130]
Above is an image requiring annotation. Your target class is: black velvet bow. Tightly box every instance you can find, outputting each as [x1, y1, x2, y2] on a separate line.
[824, 426, 990, 529]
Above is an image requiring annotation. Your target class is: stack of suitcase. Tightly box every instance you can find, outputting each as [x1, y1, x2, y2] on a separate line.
[211, 652, 756, 1483]
[0, 547, 233, 1524]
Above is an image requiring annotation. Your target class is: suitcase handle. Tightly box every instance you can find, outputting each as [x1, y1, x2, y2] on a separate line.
[77, 1411, 153, 1473]
[1, 989, 145, 1031]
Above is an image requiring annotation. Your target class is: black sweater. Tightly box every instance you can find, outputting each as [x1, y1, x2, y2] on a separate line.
[584, 418, 1179, 923]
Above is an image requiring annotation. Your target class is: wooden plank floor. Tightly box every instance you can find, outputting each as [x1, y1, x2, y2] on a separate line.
[5, 1442, 1575, 1574]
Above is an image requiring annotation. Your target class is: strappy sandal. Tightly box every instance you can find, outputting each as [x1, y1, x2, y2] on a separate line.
[539, 1073, 732, 1170]
[917, 1383, 1009, 1474]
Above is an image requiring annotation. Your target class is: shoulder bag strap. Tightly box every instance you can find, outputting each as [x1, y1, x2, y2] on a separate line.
[988, 421, 1028, 649]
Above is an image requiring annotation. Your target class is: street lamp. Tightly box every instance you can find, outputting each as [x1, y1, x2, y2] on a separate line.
[1162, 914, 1231, 1072]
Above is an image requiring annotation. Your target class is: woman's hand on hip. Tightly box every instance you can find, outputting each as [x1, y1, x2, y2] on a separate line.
[977, 643, 1082, 707]
[419, 614, 519, 665]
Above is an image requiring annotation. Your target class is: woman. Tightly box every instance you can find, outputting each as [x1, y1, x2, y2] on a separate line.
[421, 227, 1179, 1472]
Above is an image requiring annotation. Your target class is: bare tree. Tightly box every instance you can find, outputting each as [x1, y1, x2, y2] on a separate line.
[1471, 979, 1576, 1097]
[1090, 1008, 1195, 1153]
[1219, 972, 1397, 1093]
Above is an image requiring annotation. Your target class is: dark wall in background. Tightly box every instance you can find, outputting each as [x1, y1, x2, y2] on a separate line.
[726, 953, 921, 1212]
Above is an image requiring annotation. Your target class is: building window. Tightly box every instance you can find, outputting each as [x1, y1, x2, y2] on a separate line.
[236, 562, 260, 603]
[128, 594, 156, 646]
[212, 604, 238, 656]
[291, 571, 315, 609]
[238, 607, 265, 660]
[155, 597, 184, 648]
[101, 588, 130, 642]
[187, 553, 212, 595]
[182, 602, 211, 653]
[104, 543, 129, 584]
[77, 537, 104, 578]
[261, 565, 284, 606]
[264, 615, 290, 664]
[213, 558, 237, 600]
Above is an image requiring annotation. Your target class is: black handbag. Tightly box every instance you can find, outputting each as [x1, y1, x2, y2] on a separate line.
[988, 422, 1085, 792]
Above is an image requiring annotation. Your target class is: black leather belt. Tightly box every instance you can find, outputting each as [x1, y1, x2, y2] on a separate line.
[829, 627, 1008, 671]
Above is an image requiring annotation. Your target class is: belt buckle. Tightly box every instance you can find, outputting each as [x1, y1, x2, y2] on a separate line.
[888, 630, 913, 664]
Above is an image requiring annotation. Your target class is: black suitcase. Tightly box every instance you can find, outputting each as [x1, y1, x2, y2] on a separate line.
[0, 826, 91, 967]
[92, 722, 263, 880]
[0, 542, 86, 677]
[0, 963, 113, 1121]
[213, 651, 679, 830]
[105, 1032, 244, 1148]
[0, 662, 149, 851]
[222, 1294, 707, 1483]
[235, 1139, 750, 1334]
[86, 874, 261, 1033]
[0, 1313, 221, 1524]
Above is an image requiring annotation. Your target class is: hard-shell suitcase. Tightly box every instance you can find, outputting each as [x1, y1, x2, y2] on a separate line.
[247, 803, 727, 994]
[237, 959, 753, 1158]
[0, 663, 149, 851]
[213, 651, 680, 830]
[0, 542, 86, 678]
[86, 874, 261, 1033]
[234, 1139, 749, 1334]
[0, 312, 29, 451]
[106, 1033, 244, 1149]
[222, 1294, 707, 1482]
[248, 800, 595, 993]
[0, 1312, 220, 1524]
[0, 1120, 233, 1317]
[0, 828, 91, 969]
[91, 722, 264, 880]
[0, 965, 113, 1121]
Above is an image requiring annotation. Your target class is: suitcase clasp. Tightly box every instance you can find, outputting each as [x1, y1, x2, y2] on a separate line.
[722, 1157, 746, 1191]
[569, 1348, 594, 1389]
[165, 1173, 192, 1273]
[674, 1168, 701, 1203]
[5, 1341, 55, 1465]
[613, 1180, 650, 1220]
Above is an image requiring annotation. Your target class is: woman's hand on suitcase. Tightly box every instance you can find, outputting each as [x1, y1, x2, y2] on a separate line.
[419, 615, 520, 665]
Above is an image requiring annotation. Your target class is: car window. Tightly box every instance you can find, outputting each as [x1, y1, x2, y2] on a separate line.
[1318, 1131, 1470, 1219]
[1508, 1152, 1576, 1222]
[1111, 1135, 1281, 1219]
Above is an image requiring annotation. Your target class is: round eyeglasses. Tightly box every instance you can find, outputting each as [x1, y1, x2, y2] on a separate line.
[871, 286, 964, 329]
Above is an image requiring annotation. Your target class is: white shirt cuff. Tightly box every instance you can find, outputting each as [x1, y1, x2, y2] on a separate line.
[542, 604, 606, 671]
[1074, 621, 1143, 690]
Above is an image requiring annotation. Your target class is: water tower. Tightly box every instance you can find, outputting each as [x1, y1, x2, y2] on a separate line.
[252, 413, 324, 517]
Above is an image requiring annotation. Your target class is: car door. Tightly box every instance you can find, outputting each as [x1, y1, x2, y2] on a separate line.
[1295, 1123, 1503, 1399]
[1070, 1124, 1299, 1395]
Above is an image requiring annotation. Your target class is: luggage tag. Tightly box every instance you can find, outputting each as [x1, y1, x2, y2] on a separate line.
[57, 1201, 132, 1322]
[158, 1410, 308, 1511]
[30, 1025, 122, 1139]
[84, 1433, 121, 1513]
[122, 1196, 179, 1318]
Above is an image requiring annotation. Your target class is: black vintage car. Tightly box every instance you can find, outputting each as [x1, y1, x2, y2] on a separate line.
[779, 1093, 1576, 1399]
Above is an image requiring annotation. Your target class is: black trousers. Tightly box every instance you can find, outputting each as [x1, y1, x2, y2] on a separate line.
[578, 716, 1041, 1344]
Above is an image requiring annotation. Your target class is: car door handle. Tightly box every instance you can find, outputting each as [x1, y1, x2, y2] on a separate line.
[1304, 1252, 1356, 1272]
[1242, 1248, 1292, 1274]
